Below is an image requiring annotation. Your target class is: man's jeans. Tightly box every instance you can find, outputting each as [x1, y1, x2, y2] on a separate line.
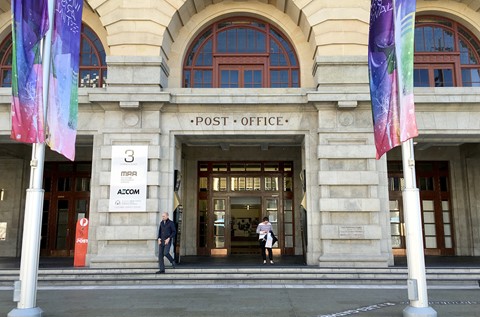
[158, 240, 174, 271]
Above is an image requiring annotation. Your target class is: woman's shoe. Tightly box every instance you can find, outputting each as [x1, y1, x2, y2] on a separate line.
[263, 260, 267, 265]
[270, 260, 274, 264]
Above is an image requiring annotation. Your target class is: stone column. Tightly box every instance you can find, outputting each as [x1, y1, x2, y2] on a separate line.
[316, 105, 391, 267]
[312, 55, 392, 267]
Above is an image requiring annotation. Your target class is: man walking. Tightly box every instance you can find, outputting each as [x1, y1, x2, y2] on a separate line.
[156, 212, 176, 274]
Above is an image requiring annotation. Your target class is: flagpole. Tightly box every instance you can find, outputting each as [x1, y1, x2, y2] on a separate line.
[8, 0, 54, 316]
[401, 139, 437, 317]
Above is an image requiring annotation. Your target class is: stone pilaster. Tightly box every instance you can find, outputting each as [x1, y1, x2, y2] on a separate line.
[315, 103, 391, 267]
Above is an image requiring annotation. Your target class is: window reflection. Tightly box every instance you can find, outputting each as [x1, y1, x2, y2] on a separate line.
[414, 16, 480, 87]
[183, 18, 300, 88]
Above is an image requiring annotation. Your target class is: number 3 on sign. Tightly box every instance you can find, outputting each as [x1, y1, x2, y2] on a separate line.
[124, 149, 135, 163]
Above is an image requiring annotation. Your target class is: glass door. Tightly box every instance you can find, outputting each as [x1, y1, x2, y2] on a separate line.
[55, 199, 71, 256]
[41, 162, 91, 256]
[211, 197, 228, 255]
[230, 197, 261, 254]
[264, 197, 279, 251]
[388, 161, 454, 256]
[197, 161, 295, 256]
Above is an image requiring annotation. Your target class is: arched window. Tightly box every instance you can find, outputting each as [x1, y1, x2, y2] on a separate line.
[183, 17, 300, 88]
[414, 16, 480, 87]
[0, 24, 107, 88]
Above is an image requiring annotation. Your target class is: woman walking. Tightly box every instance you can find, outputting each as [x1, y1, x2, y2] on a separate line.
[256, 216, 274, 264]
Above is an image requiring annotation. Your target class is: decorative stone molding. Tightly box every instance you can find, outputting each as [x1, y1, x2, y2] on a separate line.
[106, 56, 170, 89]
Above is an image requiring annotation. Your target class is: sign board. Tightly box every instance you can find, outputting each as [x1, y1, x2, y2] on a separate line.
[109, 145, 148, 211]
[74, 218, 89, 267]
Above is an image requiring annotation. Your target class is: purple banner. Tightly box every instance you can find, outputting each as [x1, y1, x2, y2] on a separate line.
[10, 0, 49, 143]
[46, 0, 83, 161]
[368, 0, 418, 159]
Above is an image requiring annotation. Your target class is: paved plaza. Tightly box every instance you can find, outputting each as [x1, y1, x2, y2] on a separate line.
[1, 286, 479, 317]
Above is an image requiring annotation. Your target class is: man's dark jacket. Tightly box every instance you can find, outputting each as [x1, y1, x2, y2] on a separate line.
[157, 219, 176, 241]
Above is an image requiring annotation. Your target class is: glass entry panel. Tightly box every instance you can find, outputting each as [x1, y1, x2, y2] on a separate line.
[56, 199, 70, 252]
[388, 161, 454, 256]
[230, 197, 261, 254]
[265, 198, 278, 234]
[41, 162, 91, 257]
[211, 198, 227, 255]
[197, 161, 295, 255]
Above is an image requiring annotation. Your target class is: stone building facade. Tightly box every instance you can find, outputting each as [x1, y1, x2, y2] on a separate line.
[0, 0, 479, 268]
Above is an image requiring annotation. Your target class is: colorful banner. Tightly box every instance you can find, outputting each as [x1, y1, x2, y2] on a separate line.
[46, 0, 84, 161]
[368, 0, 418, 159]
[10, 0, 49, 143]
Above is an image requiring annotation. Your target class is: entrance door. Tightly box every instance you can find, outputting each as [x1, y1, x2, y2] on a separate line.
[211, 197, 228, 255]
[41, 162, 91, 256]
[388, 161, 454, 256]
[197, 161, 295, 256]
[230, 197, 261, 254]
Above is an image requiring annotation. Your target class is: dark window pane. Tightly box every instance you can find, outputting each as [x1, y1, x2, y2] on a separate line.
[414, 27, 425, 51]
[288, 51, 297, 66]
[184, 71, 191, 87]
[292, 70, 299, 87]
[270, 40, 281, 66]
[419, 177, 434, 191]
[460, 39, 478, 65]
[238, 28, 246, 53]
[1, 69, 11, 87]
[193, 70, 212, 88]
[414, 69, 429, 87]
[244, 69, 262, 88]
[221, 70, 239, 88]
[227, 29, 236, 52]
[257, 32, 266, 52]
[424, 27, 433, 52]
[433, 27, 444, 51]
[459, 26, 480, 60]
[244, 70, 252, 84]
[58, 177, 71, 191]
[444, 30, 454, 52]
[271, 70, 289, 87]
[462, 68, 480, 87]
[254, 70, 261, 85]
[44, 177, 52, 192]
[434, 69, 453, 87]
[218, 31, 226, 52]
[440, 176, 448, 192]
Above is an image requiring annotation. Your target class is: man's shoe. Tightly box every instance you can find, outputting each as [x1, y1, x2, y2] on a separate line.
[156, 270, 165, 274]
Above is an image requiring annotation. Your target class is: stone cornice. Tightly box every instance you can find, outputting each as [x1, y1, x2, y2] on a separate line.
[0, 87, 478, 108]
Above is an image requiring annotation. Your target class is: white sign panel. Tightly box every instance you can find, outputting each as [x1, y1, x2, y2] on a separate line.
[109, 145, 148, 212]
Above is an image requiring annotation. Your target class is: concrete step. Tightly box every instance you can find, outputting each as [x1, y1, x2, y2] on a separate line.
[1, 267, 479, 288]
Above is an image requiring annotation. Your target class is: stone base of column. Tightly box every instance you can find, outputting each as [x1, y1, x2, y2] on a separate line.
[8, 307, 43, 317]
[403, 305, 437, 317]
